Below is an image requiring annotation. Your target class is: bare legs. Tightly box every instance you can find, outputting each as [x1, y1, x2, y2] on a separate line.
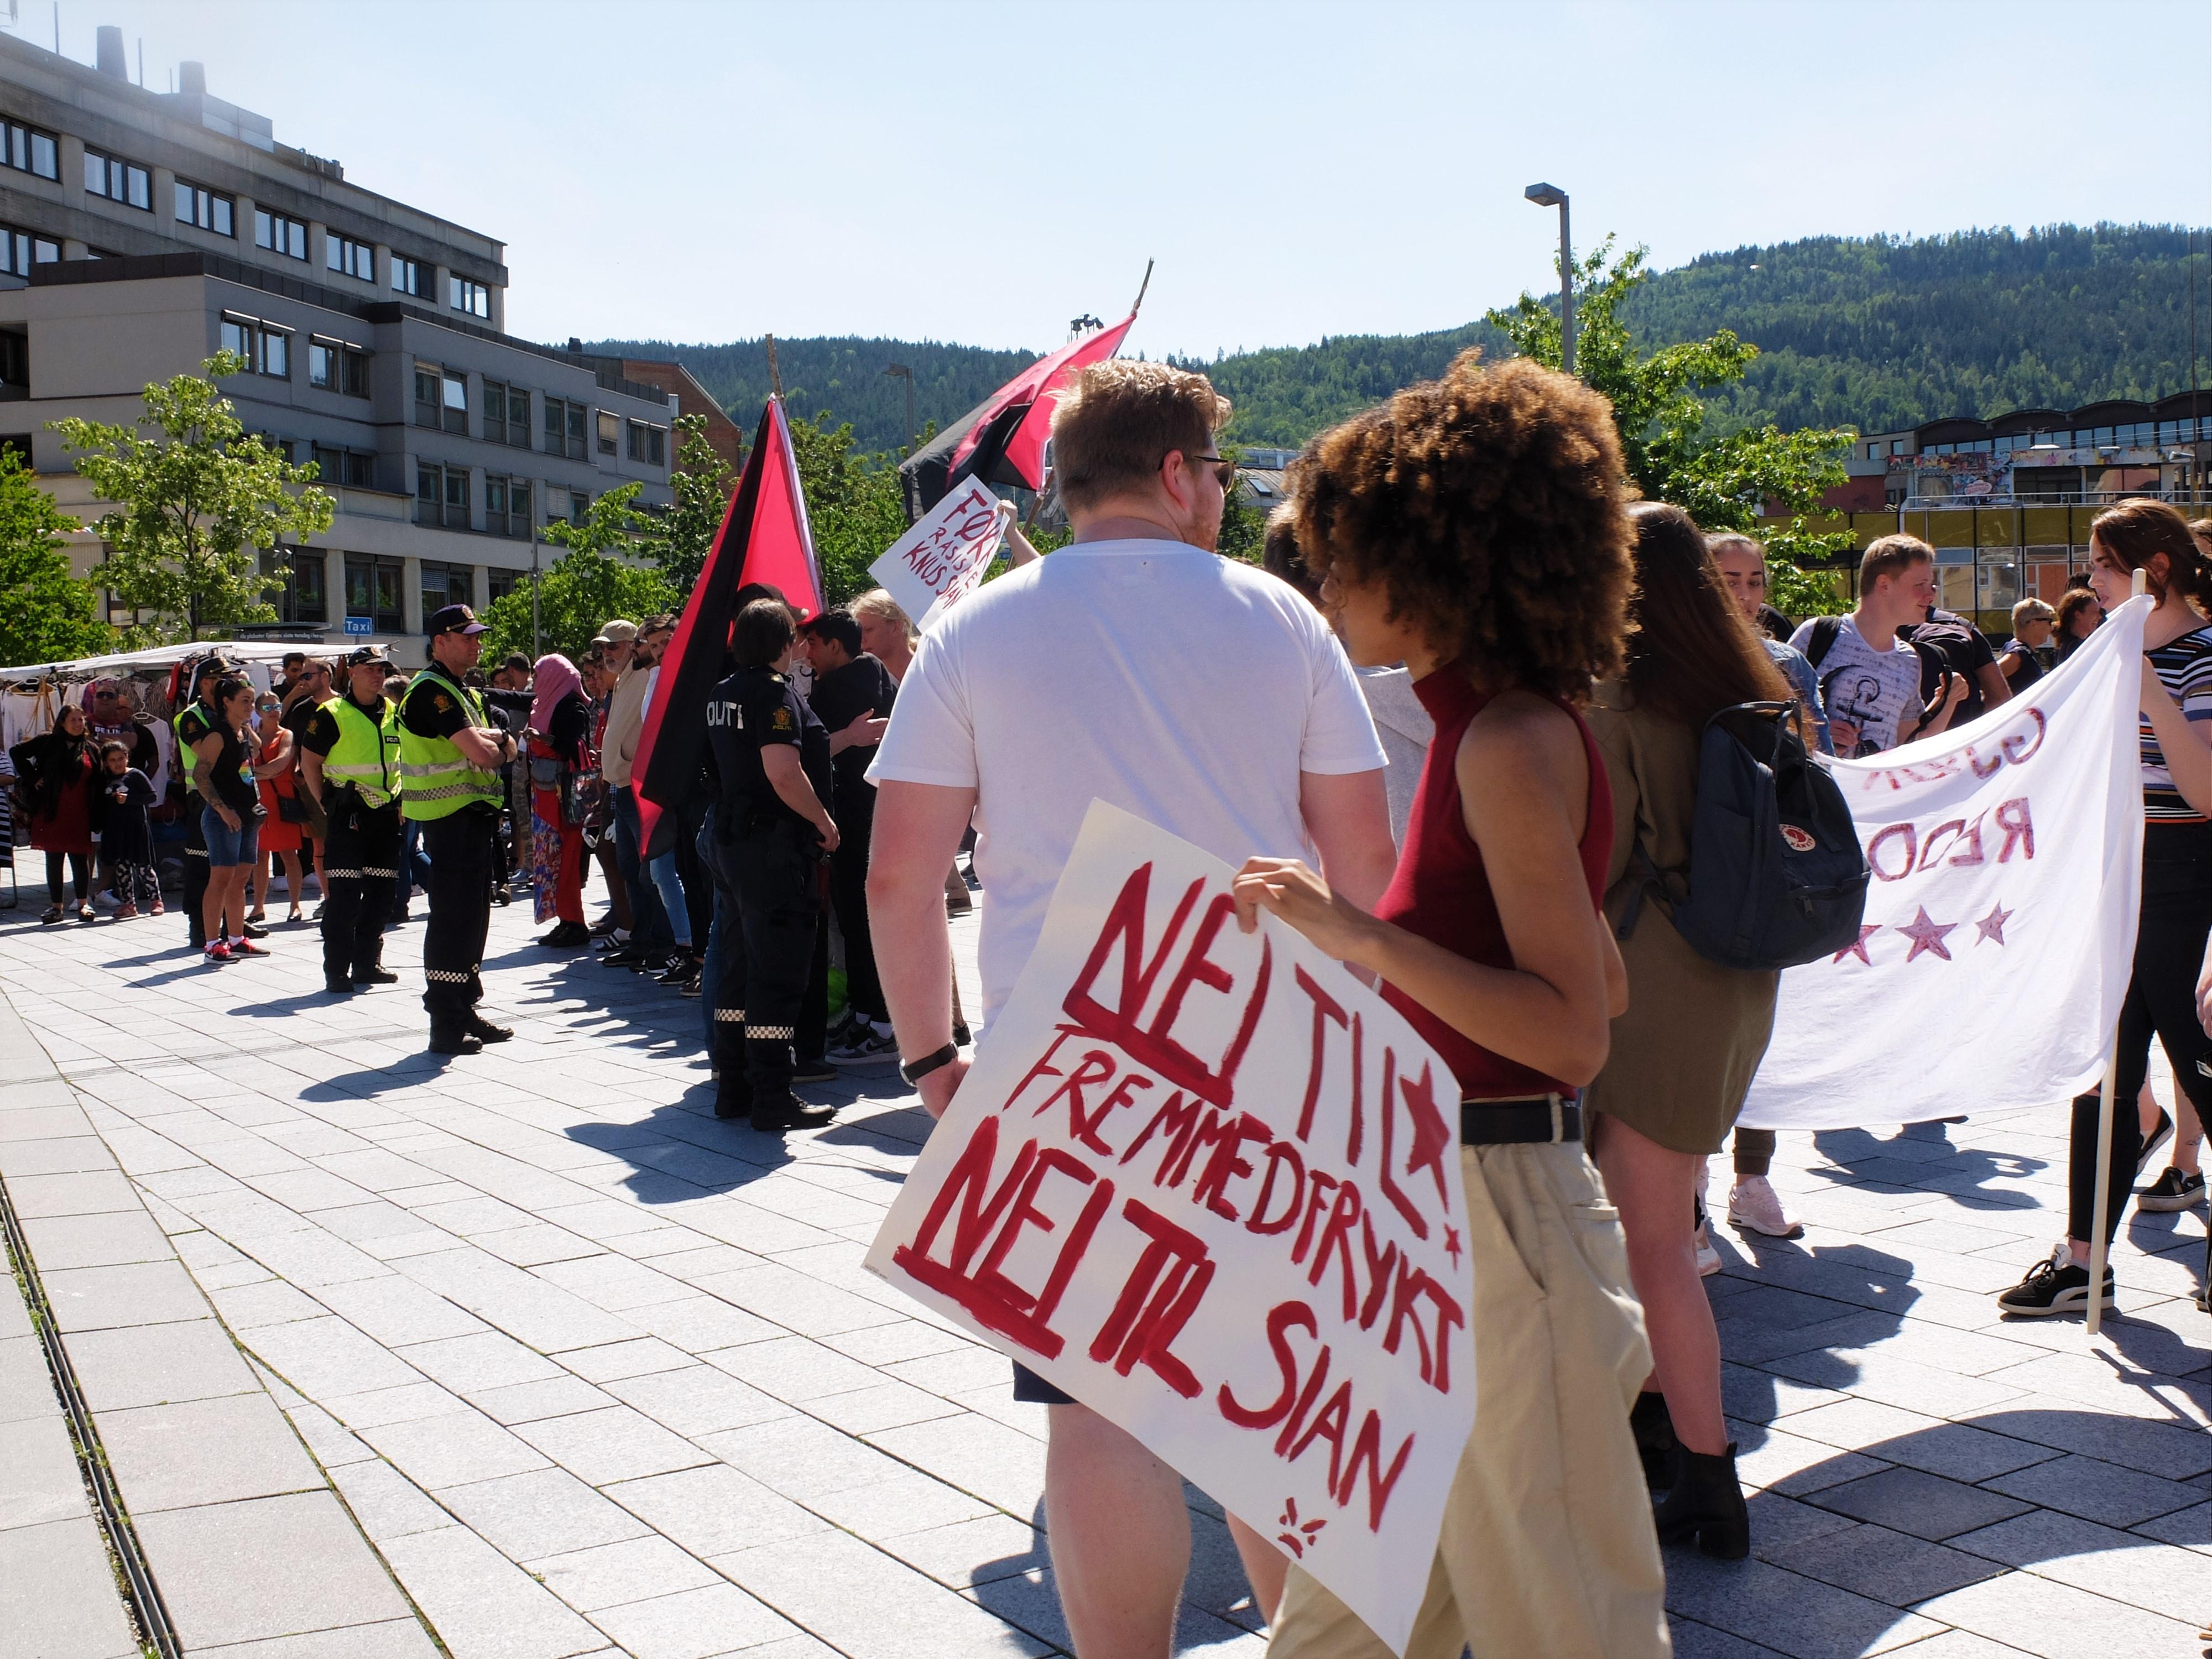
[202, 864, 248, 947]
[1044, 1405, 1189, 1658]
[1226, 1514, 1286, 1625]
[1595, 1117, 1728, 1455]
[2141, 1077, 2204, 1177]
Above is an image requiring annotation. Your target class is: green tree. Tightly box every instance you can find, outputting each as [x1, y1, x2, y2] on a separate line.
[480, 482, 680, 664]
[48, 351, 336, 640]
[787, 409, 909, 604]
[639, 414, 734, 591]
[0, 449, 113, 665]
[1488, 240, 1854, 618]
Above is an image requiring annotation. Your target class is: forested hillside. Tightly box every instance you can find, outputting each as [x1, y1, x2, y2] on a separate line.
[594, 223, 2206, 454]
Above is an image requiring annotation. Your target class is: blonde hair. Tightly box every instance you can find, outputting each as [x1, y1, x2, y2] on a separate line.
[851, 588, 915, 640]
[2010, 597, 2055, 630]
[1050, 359, 1230, 513]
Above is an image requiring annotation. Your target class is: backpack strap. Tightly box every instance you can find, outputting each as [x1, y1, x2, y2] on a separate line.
[1612, 835, 1688, 943]
[1805, 616, 1843, 670]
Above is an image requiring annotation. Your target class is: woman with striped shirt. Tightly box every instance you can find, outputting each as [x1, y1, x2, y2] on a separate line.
[1997, 498, 2212, 1315]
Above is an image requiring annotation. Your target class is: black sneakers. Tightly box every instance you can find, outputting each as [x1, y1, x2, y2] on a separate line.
[1995, 1245, 2116, 1317]
[2137, 1166, 2207, 1213]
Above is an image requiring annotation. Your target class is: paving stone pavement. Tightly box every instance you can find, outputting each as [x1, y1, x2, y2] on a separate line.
[0, 891, 2205, 1659]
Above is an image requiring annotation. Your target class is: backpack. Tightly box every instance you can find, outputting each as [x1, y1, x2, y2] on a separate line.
[1616, 701, 1869, 972]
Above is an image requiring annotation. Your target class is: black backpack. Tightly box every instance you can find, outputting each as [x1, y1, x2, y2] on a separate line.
[1617, 701, 1869, 972]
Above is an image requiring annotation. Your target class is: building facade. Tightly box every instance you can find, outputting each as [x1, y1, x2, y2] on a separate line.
[0, 27, 680, 665]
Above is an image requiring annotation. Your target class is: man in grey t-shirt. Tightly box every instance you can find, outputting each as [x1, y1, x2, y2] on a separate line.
[1790, 535, 1966, 757]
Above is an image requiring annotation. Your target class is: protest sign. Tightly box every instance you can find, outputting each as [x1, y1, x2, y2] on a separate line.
[1740, 596, 2149, 1130]
[867, 802, 1473, 1656]
[867, 479, 1008, 629]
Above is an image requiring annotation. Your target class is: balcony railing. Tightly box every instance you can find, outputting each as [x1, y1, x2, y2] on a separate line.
[1896, 487, 2212, 511]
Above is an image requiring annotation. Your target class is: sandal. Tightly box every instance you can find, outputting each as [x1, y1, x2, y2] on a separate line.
[76, 905, 93, 922]
[38, 904, 62, 925]
[287, 906, 304, 924]
[247, 909, 268, 924]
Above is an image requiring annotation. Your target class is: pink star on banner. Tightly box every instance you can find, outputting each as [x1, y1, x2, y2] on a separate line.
[1898, 907, 1958, 963]
[1975, 902, 2013, 946]
[1834, 924, 1881, 965]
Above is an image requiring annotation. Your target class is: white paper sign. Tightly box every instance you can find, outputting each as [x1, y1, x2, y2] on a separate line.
[867, 802, 1473, 1656]
[1740, 597, 2150, 1130]
[868, 480, 1008, 630]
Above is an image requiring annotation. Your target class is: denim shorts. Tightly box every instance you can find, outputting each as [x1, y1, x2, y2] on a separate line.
[202, 805, 262, 869]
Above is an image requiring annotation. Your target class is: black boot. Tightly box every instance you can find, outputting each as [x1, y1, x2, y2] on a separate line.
[1652, 1442, 1749, 1559]
[465, 1011, 514, 1044]
[428, 1024, 483, 1057]
[1630, 1391, 1679, 1494]
[324, 975, 355, 995]
[713, 1076, 753, 1121]
[750, 1091, 837, 1133]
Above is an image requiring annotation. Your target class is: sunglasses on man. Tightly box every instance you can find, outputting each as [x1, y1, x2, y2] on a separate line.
[1186, 451, 1237, 491]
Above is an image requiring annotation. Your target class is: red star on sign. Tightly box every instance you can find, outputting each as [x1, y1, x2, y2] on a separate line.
[1975, 902, 2013, 946]
[1897, 906, 1958, 963]
[1834, 924, 1881, 965]
[1397, 1060, 1454, 1211]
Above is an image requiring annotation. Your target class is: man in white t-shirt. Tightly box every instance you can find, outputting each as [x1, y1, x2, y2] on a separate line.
[868, 360, 1395, 1657]
[1789, 534, 1966, 757]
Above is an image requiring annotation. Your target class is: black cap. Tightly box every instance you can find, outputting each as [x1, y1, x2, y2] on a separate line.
[189, 654, 234, 683]
[345, 644, 393, 668]
[426, 603, 489, 638]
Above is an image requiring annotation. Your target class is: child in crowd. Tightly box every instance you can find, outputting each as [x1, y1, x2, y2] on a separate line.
[96, 738, 160, 917]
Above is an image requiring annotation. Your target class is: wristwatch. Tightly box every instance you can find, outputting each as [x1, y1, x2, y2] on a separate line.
[899, 1043, 960, 1088]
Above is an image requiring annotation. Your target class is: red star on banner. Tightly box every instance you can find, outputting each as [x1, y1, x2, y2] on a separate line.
[1834, 924, 1881, 965]
[1444, 1227, 1463, 1270]
[1975, 902, 2013, 946]
[1898, 906, 1958, 963]
[1397, 1060, 1454, 1212]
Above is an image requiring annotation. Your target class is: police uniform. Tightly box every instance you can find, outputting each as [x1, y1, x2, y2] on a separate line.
[705, 663, 838, 1129]
[300, 659, 404, 991]
[172, 671, 225, 949]
[399, 610, 513, 1051]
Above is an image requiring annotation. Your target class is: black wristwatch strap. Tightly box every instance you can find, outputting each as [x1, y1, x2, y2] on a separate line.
[899, 1042, 959, 1087]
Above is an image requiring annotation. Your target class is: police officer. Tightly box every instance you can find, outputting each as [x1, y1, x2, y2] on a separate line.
[173, 654, 252, 951]
[705, 598, 841, 1133]
[298, 645, 404, 995]
[399, 605, 518, 1055]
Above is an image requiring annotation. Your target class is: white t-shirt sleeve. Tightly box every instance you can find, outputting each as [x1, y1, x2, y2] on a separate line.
[1296, 615, 1389, 775]
[865, 631, 979, 790]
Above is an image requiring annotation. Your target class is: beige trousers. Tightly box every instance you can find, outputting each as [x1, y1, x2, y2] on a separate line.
[1266, 1141, 1671, 1659]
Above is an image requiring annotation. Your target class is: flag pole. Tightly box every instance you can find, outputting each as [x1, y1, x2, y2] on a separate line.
[1130, 258, 1154, 318]
[2085, 564, 2150, 1339]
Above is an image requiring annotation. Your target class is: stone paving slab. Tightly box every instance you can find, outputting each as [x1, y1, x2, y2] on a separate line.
[2, 893, 2206, 1658]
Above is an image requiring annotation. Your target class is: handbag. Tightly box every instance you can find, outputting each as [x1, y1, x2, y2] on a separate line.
[276, 794, 310, 825]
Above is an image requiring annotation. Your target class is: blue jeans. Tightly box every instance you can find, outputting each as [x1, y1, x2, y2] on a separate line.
[700, 890, 731, 1053]
[201, 805, 261, 868]
[612, 785, 671, 948]
[647, 849, 691, 947]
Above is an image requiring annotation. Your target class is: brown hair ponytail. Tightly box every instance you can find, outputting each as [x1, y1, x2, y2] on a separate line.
[2090, 499, 2212, 607]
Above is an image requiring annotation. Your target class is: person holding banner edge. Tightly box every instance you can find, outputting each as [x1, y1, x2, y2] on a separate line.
[868, 359, 1397, 1659]
[1996, 499, 2212, 1316]
[1232, 352, 1669, 1659]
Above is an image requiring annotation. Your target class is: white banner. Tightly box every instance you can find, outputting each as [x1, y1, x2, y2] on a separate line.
[868, 479, 1008, 630]
[1740, 597, 2149, 1130]
[867, 802, 1473, 1656]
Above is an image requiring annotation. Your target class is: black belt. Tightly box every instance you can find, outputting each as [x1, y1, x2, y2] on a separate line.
[1460, 1094, 1581, 1145]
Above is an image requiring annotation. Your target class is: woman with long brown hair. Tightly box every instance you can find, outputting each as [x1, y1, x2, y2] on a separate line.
[2056, 584, 2104, 661]
[1586, 500, 1797, 1558]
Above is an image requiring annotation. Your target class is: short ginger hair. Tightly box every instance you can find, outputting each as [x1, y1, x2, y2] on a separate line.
[1050, 359, 1229, 514]
[1859, 533, 1933, 588]
[1287, 351, 1631, 701]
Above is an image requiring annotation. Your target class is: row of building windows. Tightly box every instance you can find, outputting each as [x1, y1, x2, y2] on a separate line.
[84, 147, 150, 211]
[251, 549, 539, 632]
[409, 362, 662, 465]
[0, 117, 58, 180]
[219, 312, 290, 378]
[416, 463, 591, 538]
[255, 207, 307, 261]
[0, 223, 59, 276]
[175, 180, 232, 236]
[326, 233, 373, 282]
[1872, 418, 2210, 462]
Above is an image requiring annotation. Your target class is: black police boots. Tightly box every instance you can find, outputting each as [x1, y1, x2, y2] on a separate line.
[428, 1024, 482, 1056]
[749, 1092, 838, 1134]
[465, 1012, 513, 1044]
[356, 963, 399, 985]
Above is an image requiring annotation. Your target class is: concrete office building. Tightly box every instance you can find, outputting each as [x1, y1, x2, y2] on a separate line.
[0, 25, 683, 664]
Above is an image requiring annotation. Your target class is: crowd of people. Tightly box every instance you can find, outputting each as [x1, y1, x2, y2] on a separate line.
[4, 348, 2209, 1657]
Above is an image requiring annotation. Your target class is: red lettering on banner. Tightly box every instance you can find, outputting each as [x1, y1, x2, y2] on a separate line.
[893, 1120, 1115, 1359]
[1287, 1381, 1352, 1491]
[1248, 1141, 1306, 1235]
[1292, 966, 1348, 1142]
[1995, 797, 2035, 862]
[1948, 812, 1986, 865]
[1032, 1050, 1120, 1153]
[2001, 708, 2046, 764]
[1274, 1334, 1334, 1454]
[1004, 1025, 1087, 1115]
[1338, 1412, 1416, 1531]
[1119, 1090, 1200, 1176]
[1088, 1198, 1216, 1397]
[1356, 1213, 1399, 1331]
[1383, 1256, 1468, 1393]
[1193, 1112, 1274, 1223]
[1307, 1178, 1364, 1322]
[1065, 860, 1204, 1051]
[1218, 1299, 1316, 1428]
[1291, 1171, 1340, 1265]
[1375, 1051, 1451, 1239]
[1917, 820, 1966, 871]
[1867, 822, 1918, 881]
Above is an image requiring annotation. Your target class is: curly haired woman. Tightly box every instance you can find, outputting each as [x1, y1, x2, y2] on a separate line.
[1234, 351, 1667, 1659]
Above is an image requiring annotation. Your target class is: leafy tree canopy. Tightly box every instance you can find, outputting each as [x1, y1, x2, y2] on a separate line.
[637, 414, 733, 592]
[48, 351, 335, 641]
[0, 449, 113, 666]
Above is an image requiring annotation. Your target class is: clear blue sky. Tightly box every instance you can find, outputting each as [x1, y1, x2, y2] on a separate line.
[41, 0, 2212, 361]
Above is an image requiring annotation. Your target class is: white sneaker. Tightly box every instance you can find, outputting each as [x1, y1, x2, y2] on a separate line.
[1693, 1221, 1723, 1277]
[1728, 1175, 1804, 1239]
[90, 890, 121, 911]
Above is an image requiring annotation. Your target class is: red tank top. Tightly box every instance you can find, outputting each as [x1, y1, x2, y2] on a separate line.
[1373, 667, 1613, 1100]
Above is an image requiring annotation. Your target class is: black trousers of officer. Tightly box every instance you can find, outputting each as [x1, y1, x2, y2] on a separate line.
[712, 818, 819, 1099]
[183, 796, 210, 947]
[421, 808, 497, 1027]
[321, 796, 401, 984]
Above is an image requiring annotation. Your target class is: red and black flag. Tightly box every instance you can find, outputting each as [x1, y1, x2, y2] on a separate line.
[632, 397, 822, 853]
[897, 312, 1135, 521]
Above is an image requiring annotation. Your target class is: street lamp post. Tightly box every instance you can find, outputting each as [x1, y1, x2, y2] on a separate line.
[1524, 182, 1574, 375]
[883, 363, 914, 455]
